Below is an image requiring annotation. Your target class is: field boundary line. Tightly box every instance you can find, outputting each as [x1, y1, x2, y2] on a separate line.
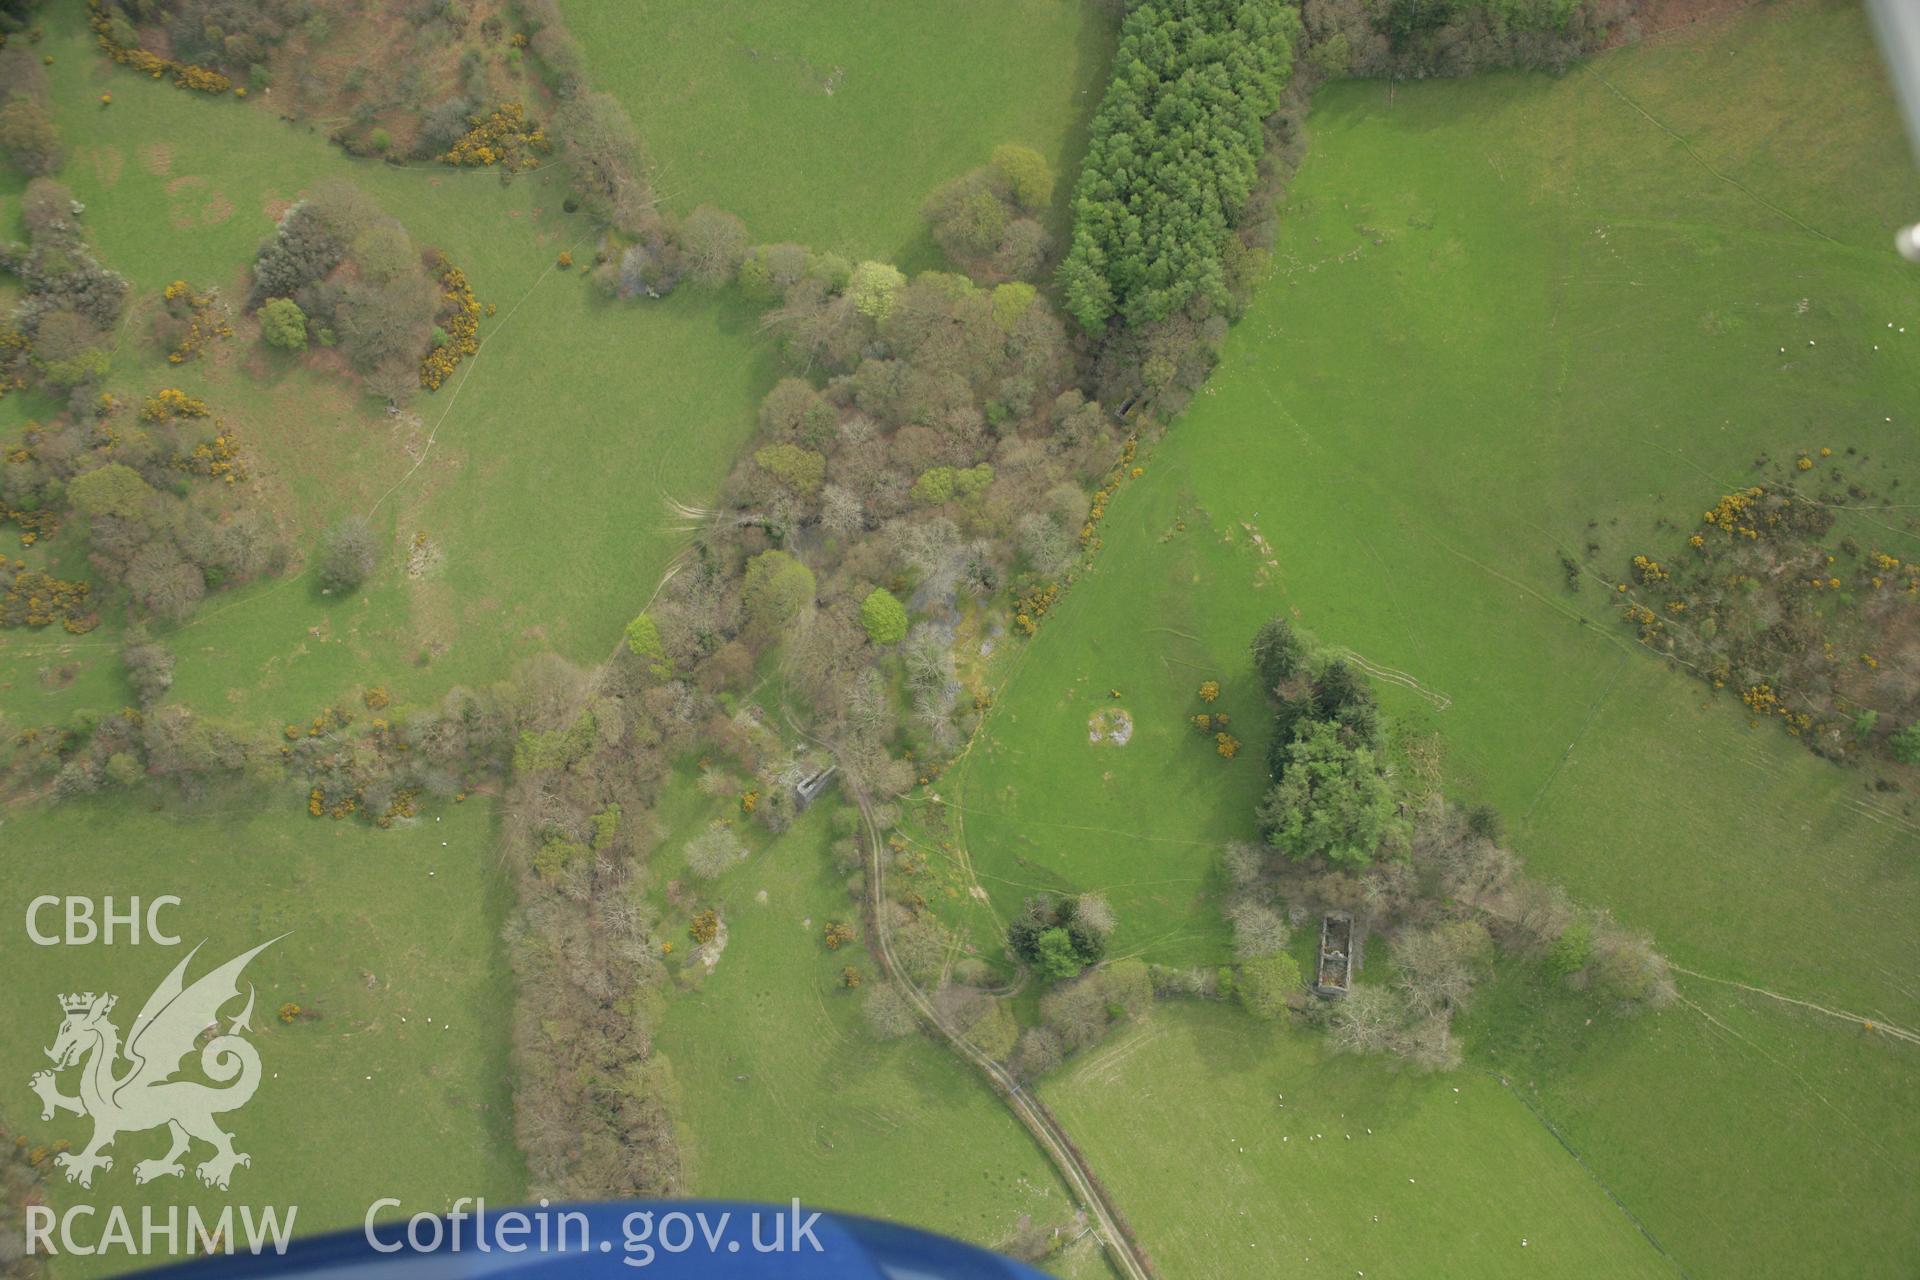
[1578, 64, 1840, 247]
[1353, 525, 1440, 678]
[1677, 992, 1904, 1174]
[367, 235, 590, 519]
[1672, 966, 1920, 1046]
[1521, 648, 1631, 822]
[1489, 1071, 1695, 1279]
[1432, 537, 1647, 661]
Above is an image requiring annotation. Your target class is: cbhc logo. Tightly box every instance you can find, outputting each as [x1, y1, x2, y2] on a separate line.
[25, 896, 182, 946]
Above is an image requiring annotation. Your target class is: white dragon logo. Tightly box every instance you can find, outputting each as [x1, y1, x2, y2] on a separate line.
[27, 938, 279, 1191]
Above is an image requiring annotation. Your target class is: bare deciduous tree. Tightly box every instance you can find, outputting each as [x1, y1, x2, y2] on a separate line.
[683, 825, 748, 880]
[1227, 898, 1290, 959]
[862, 982, 919, 1040]
[1326, 985, 1406, 1057]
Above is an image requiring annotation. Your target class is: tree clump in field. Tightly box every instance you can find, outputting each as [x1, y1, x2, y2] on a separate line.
[0, 179, 130, 410]
[1238, 951, 1304, 1020]
[679, 206, 750, 287]
[120, 625, 175, 706]
[1188, 677, 1241, 758]
[86, 0, 250, 97]
[1067, 0, 1324, 424]
[862, 981, 919, 1040]
[1612, 454, 1920, 767]
[644, 252, 1111, 766]
[87, 0, 601, 180]
[547, 233, 1123, 903]
[317, 515, 377, 594]
[1224, 616, 1676, 1071]
[921, 144, 1056, 283]
[1255, 645, 1401, 865]
[246, 181, 450, 404]
[683, 823, 749, 880]
[601, 236, 1115, 740]
[1, 382, 280, 630]
[1009, 959, 1151, 1080]
[934, 982, 1019, 1060]
[583, 197, 754, 304]
[1260, 719, 1403, 866]
[1226, 895, 1290, 960]
[1058, 0, 1300, 335]
[1006, 892, 1113, 982]
[559, 90, 665, 237]
[438, 100, 551, 171]
[0, 561, 92, 633]
[0, 46, 61, 177]
[94, 0, 288, 81]
[417, 255, 481, 392]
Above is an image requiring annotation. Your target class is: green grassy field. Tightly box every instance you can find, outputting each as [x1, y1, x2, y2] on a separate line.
[1459, 955, 1920, 1280]
[561, 0, 1117, 263]
[5, 4, 1916, 1278]
[0, 3, 776, 733]
[0, 11, 776, 1269]
[0, 9, 1121, 1272]
[1043, 1002, 1678, 1278]
[933, 2, 1920, 1274]
[644, 777, 1108, 1276]
[0, 794, 522, 1277]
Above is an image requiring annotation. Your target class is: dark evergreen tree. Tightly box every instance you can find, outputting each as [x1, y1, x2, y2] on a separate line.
[1058, 0, 1300, 332]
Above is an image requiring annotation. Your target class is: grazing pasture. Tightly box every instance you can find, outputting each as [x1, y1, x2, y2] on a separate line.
[1042, 1003, 1679, 1279]
[935, 2, 1920, 1274]
[0, 13, 776, 1267]
[0, 796, 522, 1279]
[560, 0, 1116, 262]
[646, 783, 1103, 1273]
[0, 3, 776, 731]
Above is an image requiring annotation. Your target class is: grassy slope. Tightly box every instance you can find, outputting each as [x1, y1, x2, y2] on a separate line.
[646, 783, 1108, 1277]
[939, 2, 1920, 1275]
[3, 8, 1128, 1274]
[0, 795, 521, 1277]
[560, 0, 1117, 263]
[1043, 1004, 1678, 1279]
[0, 3, 774, 733]
[0, 10, 769, 1269]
